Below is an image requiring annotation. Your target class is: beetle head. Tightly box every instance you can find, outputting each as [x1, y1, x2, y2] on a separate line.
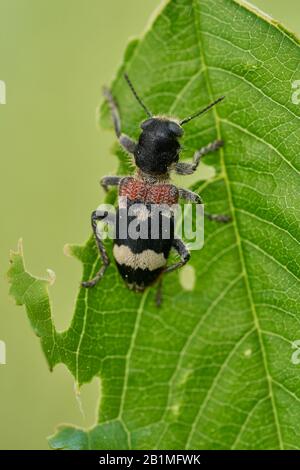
[134, 117, 183, 175]
[123, 73, 225, 175]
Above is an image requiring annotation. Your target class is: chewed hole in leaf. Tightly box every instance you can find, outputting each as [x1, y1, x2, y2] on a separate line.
[179, 265, 196, 291]
[74, 376, 101, 427]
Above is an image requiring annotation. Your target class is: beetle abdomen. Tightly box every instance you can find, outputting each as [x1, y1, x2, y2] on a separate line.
[114, 177, 178, 291]
[114, 204, 173, 291]
[113, 244, 166, 291]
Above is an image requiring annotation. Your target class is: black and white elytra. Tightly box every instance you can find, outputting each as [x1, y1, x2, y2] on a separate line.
[82, 74, 231, 306]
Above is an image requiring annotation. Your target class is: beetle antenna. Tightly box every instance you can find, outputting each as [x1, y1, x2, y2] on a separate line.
[124, 73, 152, 118]
[180, 96, 225, 125]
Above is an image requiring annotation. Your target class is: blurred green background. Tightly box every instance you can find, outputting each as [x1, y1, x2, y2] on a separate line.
[0, 0, 299, 450]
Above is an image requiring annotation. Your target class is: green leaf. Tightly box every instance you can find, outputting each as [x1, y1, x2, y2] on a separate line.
[8, 0, 300, 450]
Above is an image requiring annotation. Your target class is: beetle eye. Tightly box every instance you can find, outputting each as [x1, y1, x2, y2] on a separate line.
[141, 118, 156, 130]
[168, 121, 183, 137]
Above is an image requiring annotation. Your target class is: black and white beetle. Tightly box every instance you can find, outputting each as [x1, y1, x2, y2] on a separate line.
[82, 74, 230, 305]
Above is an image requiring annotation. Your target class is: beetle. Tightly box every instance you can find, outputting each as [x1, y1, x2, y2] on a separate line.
[82, 74, 230, 305]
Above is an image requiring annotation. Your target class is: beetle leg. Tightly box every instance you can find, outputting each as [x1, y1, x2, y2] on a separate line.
[103, 87, 137, 154]
[205, 212, 231, 223]
[119, 135, 136, 154]
[164, 238, 190, 274]
[100, 175, 122, 192]
[175, 139, 223, 175]
[179, 189, 231, 223]
[155, 277, 163, 308]
[81, 210, 114, 288]
[192, 139, 224, 170]
[154, 240, 189, 306]
[178, 188, 203, 204]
